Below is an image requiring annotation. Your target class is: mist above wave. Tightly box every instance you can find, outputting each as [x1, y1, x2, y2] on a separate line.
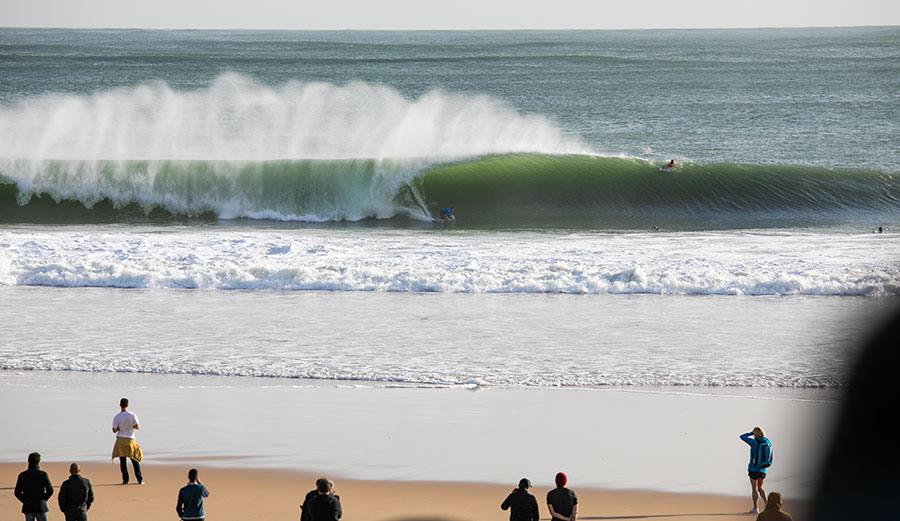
[0, 72, 590, 162]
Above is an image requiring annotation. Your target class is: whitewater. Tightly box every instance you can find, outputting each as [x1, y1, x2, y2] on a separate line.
[1, 228, 898, 295]
[1, 27, 899, 392]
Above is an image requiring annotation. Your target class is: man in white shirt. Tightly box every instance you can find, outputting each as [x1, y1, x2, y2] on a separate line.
[111, 398, 143, 485]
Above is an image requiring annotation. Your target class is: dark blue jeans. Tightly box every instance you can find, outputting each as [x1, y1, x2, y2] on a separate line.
[120, 456, 143, 483]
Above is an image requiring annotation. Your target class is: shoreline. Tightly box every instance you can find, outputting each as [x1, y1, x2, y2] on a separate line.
[0, 462, 808, 521]
[0, 370, 836, 500]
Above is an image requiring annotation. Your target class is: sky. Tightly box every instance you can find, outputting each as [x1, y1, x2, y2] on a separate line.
[1, 0, 899, 30]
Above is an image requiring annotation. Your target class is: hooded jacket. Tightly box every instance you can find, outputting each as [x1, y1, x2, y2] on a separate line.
[755, 492, 793, 521]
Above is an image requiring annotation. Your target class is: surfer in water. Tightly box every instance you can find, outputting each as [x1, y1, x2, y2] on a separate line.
[440, 207, 455, 221]
[663, 159, 675, 169]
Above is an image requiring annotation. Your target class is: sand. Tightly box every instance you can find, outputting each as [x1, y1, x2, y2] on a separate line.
[1, 461, 807, 521]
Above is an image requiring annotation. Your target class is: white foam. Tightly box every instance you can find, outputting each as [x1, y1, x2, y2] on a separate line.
[1, 228, 897, 296]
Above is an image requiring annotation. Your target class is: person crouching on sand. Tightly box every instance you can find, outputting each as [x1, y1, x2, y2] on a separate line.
[547, 472, 578, 521]
[501, 478, 539, 521]
[305, 477, 342, 521]
[755, 491, 793, 521]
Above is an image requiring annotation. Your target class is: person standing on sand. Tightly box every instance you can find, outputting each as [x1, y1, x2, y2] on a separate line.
[176, 468, 210, 521]
[547, 472, 578, 521]
[111, 397, 144, 485]
[501, 477, 540, 521]
[306, 477, 342, 521]
[755, 491, 793, 521]
[740, 426, 772, 514]
[58, 463, 94, 521]
[14, 452, 53, 521]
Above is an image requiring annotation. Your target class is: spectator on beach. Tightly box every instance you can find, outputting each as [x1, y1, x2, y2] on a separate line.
[755, 491, 793, 521]
[176, 468, 210, 521]
[299, 480, 320, 521]
[111, 397, 143, 485]
[501, 477, 540, 521]
[305, 477, 342, 521]
[14, 452, 53, 521]
[740, 426, 773, 514]
[58, 463, 94, 521]
[547, 472, 578, 521]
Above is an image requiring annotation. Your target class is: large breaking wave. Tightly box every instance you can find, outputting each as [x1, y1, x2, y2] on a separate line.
[1, 73, 898, 229]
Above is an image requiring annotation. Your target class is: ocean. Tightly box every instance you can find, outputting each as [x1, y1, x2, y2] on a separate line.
[1, 27, 899, 495]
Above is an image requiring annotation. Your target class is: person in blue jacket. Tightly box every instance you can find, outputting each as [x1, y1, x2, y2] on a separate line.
[740, 426, 772, 514]
[439, 207, 455, 221]
[176, 468, 209, 521]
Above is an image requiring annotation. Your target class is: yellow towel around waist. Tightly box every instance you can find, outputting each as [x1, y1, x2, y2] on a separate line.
[111, 436, 143, 463]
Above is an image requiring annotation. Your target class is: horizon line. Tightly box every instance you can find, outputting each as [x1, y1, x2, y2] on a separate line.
[1, 24, 899, 32]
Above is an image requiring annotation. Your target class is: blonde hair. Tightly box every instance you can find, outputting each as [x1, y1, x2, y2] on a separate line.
[752, 426, 766, 437]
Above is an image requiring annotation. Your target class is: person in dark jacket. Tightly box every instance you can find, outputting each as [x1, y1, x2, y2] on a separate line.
[547, 472, 578, 521]
[14, 452, 53, 521]
[176, 468, 210, 521]
[58, 463, 94, 521]
[299, 481, 320, 521]
[501, 478, 539, 521]
[306, 477, 341, 521]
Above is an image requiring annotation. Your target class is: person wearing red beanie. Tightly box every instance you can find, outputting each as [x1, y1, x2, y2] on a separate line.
[547, 472, 578, 521]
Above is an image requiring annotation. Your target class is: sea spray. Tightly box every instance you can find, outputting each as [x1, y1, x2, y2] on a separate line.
[0, 73, 591, 161]
[0, 73, 591, 220]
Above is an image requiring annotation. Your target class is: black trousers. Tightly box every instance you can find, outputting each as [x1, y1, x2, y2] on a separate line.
[119, 456, 143, 483]
[63, 509, 88, 521]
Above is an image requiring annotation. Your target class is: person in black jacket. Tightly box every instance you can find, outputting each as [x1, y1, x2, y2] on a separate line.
[14, 452, 53, 521]
[299, 483, 319, 521]
[547, 472, 578, 521]
[306, 477, 342, 521]
[58, 463, 94, 521]
[501, 478, 540, 521]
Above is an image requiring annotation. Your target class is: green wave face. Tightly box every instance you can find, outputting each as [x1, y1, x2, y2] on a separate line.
[2, 154, 899, 229]
[418, 155, 900, 229]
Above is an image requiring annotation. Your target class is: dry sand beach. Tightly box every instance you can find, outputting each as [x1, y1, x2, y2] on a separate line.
[1, 462, 808, 521]
[1, 371, 827, 521]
